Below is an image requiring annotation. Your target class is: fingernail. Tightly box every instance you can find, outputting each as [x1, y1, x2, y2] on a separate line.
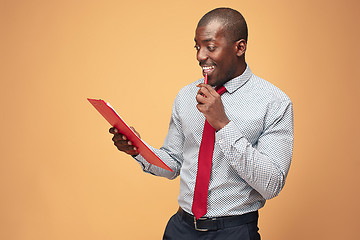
[128, 141, 132, 145]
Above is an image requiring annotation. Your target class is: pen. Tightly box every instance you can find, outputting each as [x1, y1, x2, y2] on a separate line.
[204, 74, 208, 84]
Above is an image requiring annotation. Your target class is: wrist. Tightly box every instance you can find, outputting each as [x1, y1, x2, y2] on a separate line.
[215, 119, 230, 131]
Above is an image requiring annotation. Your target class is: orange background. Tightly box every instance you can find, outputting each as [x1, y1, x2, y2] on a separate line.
[1, 0, 359, 239]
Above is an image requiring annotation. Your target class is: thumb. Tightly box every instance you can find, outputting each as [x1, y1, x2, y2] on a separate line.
[130, 126, 141, 138]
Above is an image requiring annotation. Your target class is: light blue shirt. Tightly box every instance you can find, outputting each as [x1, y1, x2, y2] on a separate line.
[134, 65, 294, 217]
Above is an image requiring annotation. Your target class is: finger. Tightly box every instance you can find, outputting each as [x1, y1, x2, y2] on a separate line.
[197, 84, 216, 98]
[112, 138, 127, 146]
[196, 87, 215, 104]
[109, 127, 118, 134]
[197, 83, 217, 93]
[112, 133, 128, 142]
[113, 139, 134, 147]
[196, 87, 210, 100]
[196, 103, 204, 113]
[115, 142, 137, 152]
[196, 100, 210, 114]
[196, 92, 207, 104]
[113, 138, 136, 149]
[124, 146, 138, 155]
[126, 150, 139, 156]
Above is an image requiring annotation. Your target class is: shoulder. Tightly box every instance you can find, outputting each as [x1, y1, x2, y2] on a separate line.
[249, 74, 293, 124]
[249, 74, 292, 105]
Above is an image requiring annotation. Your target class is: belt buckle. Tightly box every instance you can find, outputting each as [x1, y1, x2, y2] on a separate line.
[193, 216, 209, 232]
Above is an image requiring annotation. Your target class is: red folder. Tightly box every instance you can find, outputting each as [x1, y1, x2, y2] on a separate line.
[88, 98, 172, 172]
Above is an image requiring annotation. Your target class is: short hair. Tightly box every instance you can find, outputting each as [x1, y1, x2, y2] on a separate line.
[197, 8, 248, 43]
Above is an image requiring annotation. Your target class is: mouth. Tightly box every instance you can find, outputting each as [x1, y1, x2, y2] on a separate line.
[202, 65, 215, 75]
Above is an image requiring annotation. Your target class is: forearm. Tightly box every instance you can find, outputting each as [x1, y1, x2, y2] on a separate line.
[133, 141, 182, 180]
[217, 121, 293, 199]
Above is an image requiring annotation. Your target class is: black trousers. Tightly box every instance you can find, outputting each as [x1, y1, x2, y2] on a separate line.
[163, 212, 261, 240]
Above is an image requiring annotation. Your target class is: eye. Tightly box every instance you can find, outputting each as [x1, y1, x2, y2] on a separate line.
[207, 46, 216, 52]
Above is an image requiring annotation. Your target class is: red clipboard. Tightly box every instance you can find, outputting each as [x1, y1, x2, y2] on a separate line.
[88, 98, 172, 172]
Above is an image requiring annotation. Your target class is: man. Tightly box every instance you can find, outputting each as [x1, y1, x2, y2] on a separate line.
[110, 8, 293, 240]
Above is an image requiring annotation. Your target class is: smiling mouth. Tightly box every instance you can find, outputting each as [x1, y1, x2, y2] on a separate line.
[202, 66, 215, 74]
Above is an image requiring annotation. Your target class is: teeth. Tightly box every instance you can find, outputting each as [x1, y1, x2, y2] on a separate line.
[202, 66, 215, 70]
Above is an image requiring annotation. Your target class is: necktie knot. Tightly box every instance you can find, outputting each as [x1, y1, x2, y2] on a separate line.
[215, 85, 226, 95]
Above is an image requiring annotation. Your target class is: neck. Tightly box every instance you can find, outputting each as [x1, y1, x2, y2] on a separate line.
[236, 61, 247, 77]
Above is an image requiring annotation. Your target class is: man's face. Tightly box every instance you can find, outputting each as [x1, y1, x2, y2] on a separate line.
[194, 21, 240, 86]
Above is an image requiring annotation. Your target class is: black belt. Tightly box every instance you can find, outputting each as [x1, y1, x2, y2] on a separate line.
[178, 207, 258, 232]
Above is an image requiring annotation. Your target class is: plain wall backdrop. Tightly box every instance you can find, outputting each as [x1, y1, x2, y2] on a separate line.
[1, 0, 359, 239]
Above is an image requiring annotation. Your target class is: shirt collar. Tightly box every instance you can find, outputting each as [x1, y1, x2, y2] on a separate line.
[223, 64, 252, 94]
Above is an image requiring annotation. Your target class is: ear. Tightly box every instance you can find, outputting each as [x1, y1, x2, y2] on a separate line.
[235, 39, 247, 57]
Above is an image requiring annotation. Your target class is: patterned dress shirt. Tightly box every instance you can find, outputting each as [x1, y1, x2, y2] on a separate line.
[134, 65, 294, 217]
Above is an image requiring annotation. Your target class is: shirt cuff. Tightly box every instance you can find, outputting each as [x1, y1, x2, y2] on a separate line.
[216, 121, 244, 155]
[133, 154, 152, 172]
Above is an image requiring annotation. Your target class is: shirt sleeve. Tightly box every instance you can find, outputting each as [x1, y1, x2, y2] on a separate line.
[216, 99, 294, 200]
[133, 94, 185, 180]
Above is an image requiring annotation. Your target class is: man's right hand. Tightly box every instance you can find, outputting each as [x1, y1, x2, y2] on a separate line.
[109, 127, 140, 156]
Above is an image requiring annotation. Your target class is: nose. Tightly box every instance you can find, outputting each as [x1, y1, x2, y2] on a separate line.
[196, 47, 208, 62]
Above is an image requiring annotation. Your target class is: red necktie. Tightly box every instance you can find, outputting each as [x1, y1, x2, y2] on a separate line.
[192, 86, 227, 219]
